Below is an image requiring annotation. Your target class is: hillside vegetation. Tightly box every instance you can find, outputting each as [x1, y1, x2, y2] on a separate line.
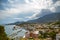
[0, 25, 9, 40]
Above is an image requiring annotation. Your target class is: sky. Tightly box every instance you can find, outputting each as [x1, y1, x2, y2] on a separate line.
[0, 0, 60, 24]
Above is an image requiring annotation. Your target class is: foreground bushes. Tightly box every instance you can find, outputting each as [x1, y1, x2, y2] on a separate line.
[0, 25, 9, 40]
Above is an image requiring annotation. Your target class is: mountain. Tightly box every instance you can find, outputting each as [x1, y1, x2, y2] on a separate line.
[6, 21, 24, 25]
[6, 13, 60, 25]
[28, 13, 60, 23]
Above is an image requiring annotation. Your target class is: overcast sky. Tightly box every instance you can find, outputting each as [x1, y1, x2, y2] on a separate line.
[0, 0, 60, 24]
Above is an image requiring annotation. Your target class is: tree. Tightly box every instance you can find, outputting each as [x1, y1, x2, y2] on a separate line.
[48, 31, 56, 40]
[0, 25, 9, 40]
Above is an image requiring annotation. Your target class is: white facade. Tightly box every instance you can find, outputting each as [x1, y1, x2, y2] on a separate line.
[56, 34, 60, 40]
[33, 31, 39, 34]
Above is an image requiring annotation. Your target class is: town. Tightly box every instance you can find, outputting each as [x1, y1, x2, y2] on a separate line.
[9, 21, 60, 40]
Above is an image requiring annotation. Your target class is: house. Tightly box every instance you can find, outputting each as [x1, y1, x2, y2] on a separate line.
[56, 33, 60, 40]
[25, 30, 39, 38]
[56, 30, 60, 40]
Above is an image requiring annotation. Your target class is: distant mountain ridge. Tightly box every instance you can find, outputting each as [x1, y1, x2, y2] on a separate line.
[6, 13, 60, 25]
[27, 13, 60, 23]
[6, 21, 24, 25]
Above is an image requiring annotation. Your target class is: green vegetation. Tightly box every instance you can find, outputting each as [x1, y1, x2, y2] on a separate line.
[47, 21, 60, 25]
[0, 25, 9, 40]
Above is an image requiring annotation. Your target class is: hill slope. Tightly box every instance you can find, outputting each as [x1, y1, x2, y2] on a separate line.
[28, 13, 60, 23]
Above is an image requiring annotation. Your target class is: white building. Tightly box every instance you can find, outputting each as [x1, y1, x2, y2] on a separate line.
[56, 33, 60, 40]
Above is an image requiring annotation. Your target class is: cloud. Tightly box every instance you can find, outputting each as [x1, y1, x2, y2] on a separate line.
[0, 0, 60, 20]
[13, 18, 23, 20]
[28, 0, 60, 19]
[26, 10, 41, 19]
[49, 1, 60, 12]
